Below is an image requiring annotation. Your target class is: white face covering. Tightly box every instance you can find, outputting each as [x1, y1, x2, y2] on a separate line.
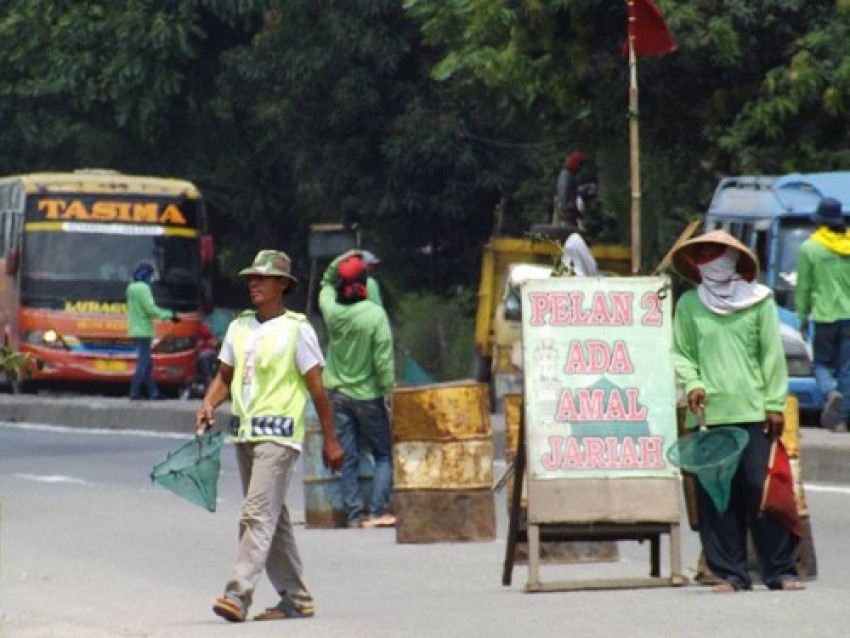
[696, 248, 738, 297]
[695, 247, 771, 315]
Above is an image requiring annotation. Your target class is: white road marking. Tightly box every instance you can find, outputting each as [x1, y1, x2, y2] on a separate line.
[802, 483, 850, 495]
[13, 473, 89, 485]
[0, 421, 189, 439]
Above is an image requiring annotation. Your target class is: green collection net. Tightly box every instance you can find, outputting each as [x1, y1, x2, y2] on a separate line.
[666, 427, 749, 513]
[150, 431, 224, 512]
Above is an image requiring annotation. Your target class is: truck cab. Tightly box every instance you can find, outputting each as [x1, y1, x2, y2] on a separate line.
[474, 233, 630, 410]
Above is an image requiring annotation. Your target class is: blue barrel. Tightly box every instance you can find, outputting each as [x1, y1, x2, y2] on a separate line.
[302, 420, 374, 528]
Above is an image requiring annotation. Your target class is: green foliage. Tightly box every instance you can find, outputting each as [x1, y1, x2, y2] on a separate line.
[0, 1, 264, 146]
[394, 291, 476, 382]
[0, 0, 849, 297]
[0, 347, 40, 384]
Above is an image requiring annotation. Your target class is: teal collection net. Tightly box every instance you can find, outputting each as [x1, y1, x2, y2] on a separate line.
[150, 431, 224, 512]
[666, 427, 749, 513]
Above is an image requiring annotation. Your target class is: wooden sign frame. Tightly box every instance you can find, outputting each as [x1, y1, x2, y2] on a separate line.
[502, 276, 688, 592]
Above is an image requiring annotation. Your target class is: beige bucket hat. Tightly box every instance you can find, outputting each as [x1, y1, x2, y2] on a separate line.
[238, 250, 299, 292]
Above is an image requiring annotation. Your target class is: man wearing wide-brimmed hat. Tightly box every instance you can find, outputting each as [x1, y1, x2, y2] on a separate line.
[195, 249, 344, 623]
[670, 229, 803, 593]
[796, 196, 850, 432]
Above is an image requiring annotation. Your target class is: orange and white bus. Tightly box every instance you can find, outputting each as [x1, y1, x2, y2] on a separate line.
[0, 170, 214, 393]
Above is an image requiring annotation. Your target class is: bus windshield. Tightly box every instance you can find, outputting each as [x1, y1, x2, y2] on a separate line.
[22, 230, 200, 310]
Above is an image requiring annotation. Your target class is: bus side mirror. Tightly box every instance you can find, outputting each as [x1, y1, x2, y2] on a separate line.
[200, 235, 214, 266]
[5, 249, 20, 276]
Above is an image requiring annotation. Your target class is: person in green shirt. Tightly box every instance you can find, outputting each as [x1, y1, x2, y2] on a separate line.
[126, 261, 177, 400]
[670, 230, 803, 593]
[795, 197, 850, 432]
[319, 252, 395, 528]
[196, 249, 344, 623]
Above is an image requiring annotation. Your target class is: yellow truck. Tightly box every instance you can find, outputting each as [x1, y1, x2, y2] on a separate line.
[473, 234, 631, 407]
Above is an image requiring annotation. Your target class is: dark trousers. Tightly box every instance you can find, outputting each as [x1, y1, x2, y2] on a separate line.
[129, 337, 159, 399]
[329, 391, 393, 524]
[695, 423, 797, 589]
[812, 320, 850, 422]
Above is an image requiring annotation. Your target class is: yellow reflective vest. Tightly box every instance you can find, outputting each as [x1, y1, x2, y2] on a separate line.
[227, 310, 309, 449]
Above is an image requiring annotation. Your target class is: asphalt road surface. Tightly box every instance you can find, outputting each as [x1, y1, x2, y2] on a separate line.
[1, 422, 848, 638]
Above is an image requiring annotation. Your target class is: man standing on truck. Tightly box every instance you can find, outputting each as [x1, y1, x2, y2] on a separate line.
[795, 197, 850, 432]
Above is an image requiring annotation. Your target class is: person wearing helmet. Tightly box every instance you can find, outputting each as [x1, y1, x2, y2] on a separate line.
[196, 249, 344, 623]
[670, 230, 803, 593]
[126, 261, 178, 400]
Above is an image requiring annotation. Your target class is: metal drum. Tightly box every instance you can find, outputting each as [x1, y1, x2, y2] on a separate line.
[392, 380, 496, 543]
[302, 415, 374, 529]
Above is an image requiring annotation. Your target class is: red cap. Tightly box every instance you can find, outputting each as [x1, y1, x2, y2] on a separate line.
[337, 255, 366, 280]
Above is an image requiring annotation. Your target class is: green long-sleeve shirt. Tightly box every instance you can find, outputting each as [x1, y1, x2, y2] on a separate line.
[672, 291, 787, 427]
[126, 281, 173, 338]
[795, 237, 850, 324]
[319, 259, 394, 399]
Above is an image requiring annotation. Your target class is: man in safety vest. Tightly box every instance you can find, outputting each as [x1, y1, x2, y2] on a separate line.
[195, 249, 344, 623]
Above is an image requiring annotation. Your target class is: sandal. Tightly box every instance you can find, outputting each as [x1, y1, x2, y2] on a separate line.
[777, 580, 806, 591]
[212, 596, 246, 622]
[712, 582, 738, 594]
[253, 596, 315, 621]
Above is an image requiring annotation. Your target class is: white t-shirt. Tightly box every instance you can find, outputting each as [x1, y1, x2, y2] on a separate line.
[218, 314, 325, 375]
[561, 233, 598, 277]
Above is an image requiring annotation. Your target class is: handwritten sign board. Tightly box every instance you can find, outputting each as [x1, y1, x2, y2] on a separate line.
[522, 276, 677, 483]
[512, 276, 684, 591]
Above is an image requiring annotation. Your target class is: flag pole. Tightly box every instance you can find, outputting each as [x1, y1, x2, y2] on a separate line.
[627, 0, 642, 275]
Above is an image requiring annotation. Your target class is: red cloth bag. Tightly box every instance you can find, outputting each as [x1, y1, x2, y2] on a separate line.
[760, 439, 802, 544]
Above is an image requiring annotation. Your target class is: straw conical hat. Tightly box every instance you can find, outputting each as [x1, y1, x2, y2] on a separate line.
[669, 229, 759, 284]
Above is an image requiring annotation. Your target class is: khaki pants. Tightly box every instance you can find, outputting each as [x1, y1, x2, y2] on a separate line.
[224, 441, 312, 610]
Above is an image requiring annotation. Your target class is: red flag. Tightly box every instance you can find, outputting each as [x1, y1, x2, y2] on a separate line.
[760, 440, 802, 544]
[624, 0, 677, 58]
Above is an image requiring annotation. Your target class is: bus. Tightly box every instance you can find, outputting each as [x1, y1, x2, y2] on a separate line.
[0, 170, 214, 393]
[703, 171, 850, 412]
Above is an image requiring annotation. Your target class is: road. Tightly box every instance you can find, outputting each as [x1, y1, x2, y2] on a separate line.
[1, 422, 849, 638]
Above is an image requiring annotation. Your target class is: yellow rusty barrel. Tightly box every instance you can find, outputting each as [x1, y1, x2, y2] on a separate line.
[302, 419, 374, 529]
[392, 380, 495, 543]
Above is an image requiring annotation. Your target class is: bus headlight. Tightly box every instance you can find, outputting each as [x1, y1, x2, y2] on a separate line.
[153, 337, 196, 354]
[23, 330, 69, 350]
